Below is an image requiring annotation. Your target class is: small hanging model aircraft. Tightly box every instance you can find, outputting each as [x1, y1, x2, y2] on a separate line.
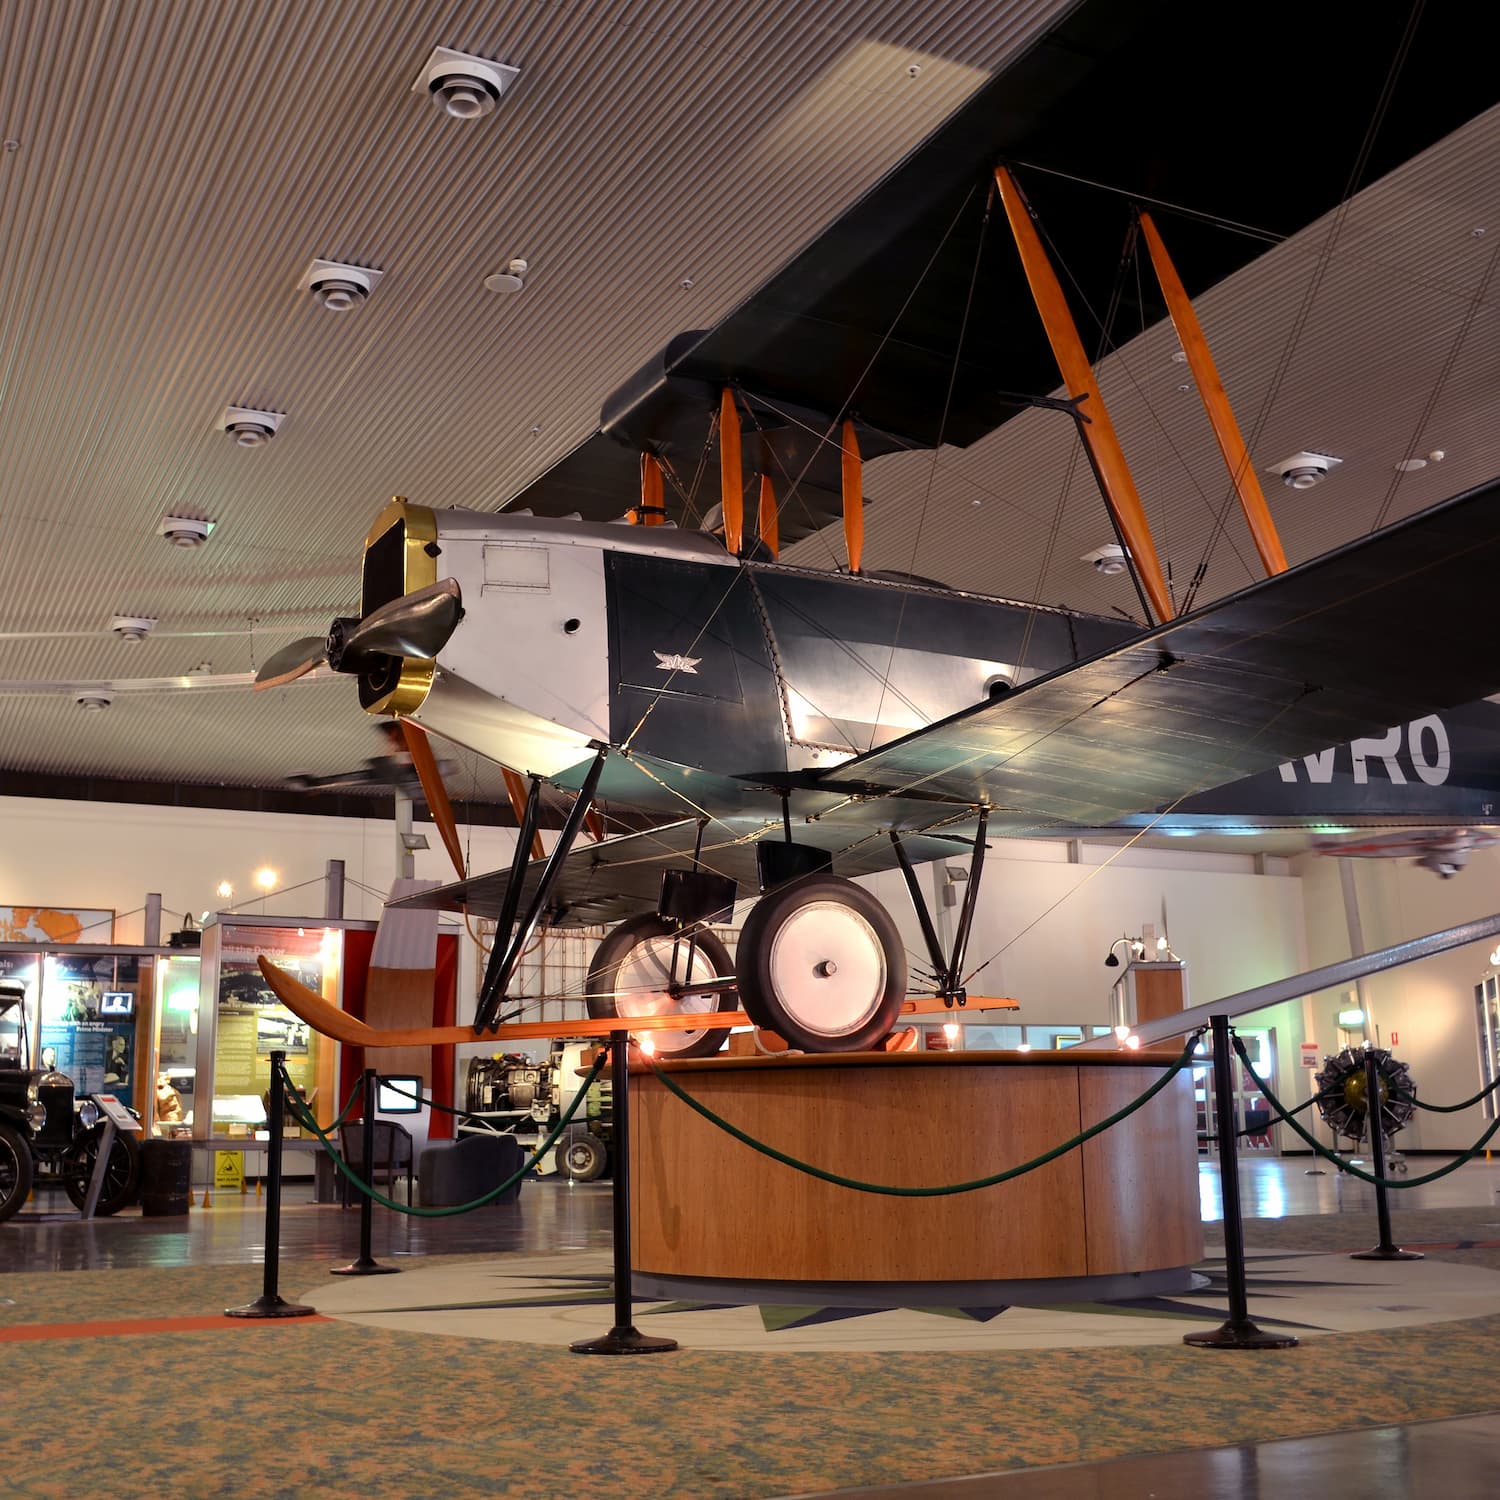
[252, 3, 1500, 1055]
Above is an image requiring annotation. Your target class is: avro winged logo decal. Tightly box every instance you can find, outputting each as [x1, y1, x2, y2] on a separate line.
[653, 651, 701, 674]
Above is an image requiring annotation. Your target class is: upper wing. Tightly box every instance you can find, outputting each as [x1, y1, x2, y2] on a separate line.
[392, 815, 972, 927]
[493, 5, 1497, 532]
[817, 476, 1500, 827]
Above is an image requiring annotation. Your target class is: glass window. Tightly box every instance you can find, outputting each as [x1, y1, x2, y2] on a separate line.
[1476, 976, 1500, 1121]
[152, 956, 200, 1136]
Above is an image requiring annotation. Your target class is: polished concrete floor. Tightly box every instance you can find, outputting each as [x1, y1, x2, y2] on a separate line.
[785, 1414, 1500, 1499]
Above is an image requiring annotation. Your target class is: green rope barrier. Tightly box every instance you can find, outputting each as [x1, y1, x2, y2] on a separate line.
[1231, 1036, 1500, 1188]
[1391, 1072, 1500, 1114]
[645, 1032, 1203, 1197]
[325, 1075, 366, 1132]
[278, 1051, 607, 1217]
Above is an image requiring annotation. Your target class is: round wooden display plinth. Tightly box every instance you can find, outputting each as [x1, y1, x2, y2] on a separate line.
[630, 1049, 1202, 1307]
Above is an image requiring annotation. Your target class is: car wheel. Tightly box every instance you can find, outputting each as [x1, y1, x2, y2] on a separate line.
[585, 914, 735, 1060]
[736, 874, 907, 1053]
[556, 1125, 607, 1182]
[0, 1122, 33, 1223]
[62, 1124, 140, 1216]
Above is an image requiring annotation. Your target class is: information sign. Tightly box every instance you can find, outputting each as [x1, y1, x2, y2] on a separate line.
[1299, 1043, 1320, 1070]
[91, 1093, 142, 1132]
[214, 1151, 245, 1193]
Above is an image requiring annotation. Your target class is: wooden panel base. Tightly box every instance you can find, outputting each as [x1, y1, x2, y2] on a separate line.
[631, 1052, 1201, 1290]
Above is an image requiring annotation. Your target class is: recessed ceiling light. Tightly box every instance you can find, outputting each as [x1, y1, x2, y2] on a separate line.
[1081, 543, 1128, 576]
[110, 615, 156, 644]
[157, 515, 215, 548]
[300, 259, 383, 312]
[413, 46, 520, 119]
[1170, 349, 1188, 363]
[1393, 456, 1427, 473]
[75, 692, 113, 711]
[220, 405, 283, 447]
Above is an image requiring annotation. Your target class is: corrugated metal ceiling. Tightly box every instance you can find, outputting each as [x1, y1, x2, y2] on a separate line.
[1, 0, 1497, 844]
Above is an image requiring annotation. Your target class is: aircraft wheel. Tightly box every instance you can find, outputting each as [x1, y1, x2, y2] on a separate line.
[585, 914, 735, 1060]
[0, 1123, 33, 1223]
[737, 874, 906, 1053]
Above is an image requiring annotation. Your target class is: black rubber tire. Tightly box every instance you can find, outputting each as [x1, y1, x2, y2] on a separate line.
[585, 913, 735, 1060]
[736, 874, 906, 1053]
[62, 1125, 140, 1216]
[556, 1125, 607, 1182]
[0, 1121, 33, 1223]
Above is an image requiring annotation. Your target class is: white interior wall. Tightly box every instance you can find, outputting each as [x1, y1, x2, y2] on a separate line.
[1294, 848, 1500, 1150]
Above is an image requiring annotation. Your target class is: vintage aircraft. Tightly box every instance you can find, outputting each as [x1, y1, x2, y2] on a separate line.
[250, 3, 1500, 1056]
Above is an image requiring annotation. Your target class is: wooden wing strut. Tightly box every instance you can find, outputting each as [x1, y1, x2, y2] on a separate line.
[841, 418, 864, 575]
[398, 719, 466, 881]
[1139, 210, 1287, 577]
[719, 387, 744, 555]
[758, 473, 779, 559]
[994, 166, 1173, 623]
[501, 767, 546, 862]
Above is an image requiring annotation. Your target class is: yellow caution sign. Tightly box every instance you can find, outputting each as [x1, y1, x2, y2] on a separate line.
[214, 1150, 245, 1195]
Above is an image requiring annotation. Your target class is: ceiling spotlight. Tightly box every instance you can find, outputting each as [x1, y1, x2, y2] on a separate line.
[75, 691, 113, 711]
[255, 867, 277, 890]
[1267, 451, 1342, 490]
[413, 46, 520, 119]
[110, 614, 156, 644]
[220, 405, 283, 448]
[216, 880, 234, 900]
[1081, 543, 1128, 576]
[483, 258, 529, 294]
[157, 515, 214, 548]
[300, 258, 383, 312]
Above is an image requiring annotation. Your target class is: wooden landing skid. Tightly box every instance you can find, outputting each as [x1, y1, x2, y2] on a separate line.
[256, 957, 1016, 1051]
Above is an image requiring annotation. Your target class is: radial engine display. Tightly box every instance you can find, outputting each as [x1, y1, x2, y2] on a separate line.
[1314, 1046, 1416, 1145]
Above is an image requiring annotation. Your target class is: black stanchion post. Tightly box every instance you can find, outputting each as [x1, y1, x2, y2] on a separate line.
[1351, 1046, 1423, 1262]
[570, 1034, 678, 1356]
[1184, 1017, 1298, 1350]
[227, 1050, 316, 1318]
[333, 1068, 400, 1276]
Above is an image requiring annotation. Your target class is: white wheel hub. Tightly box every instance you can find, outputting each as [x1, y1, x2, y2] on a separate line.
[767, 900, 886, 1037]
[610, 932, 720, 1051]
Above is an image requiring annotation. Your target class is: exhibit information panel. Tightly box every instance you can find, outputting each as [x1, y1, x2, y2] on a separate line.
[151, 954, 200, 1136]
[200, 921, 342, 1136]
[38, 952, 141, 1108]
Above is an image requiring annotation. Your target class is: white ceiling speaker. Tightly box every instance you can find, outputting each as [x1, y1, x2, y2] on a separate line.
[413, 46, 520, 119]
[1080, 543, 1128, 576]
[109, 615, 156, 644]
[1267, 450, 1342, 490]
[483, 258, 529, 294]
[220, 405, 283, 447]
[300, 259, 383, 312]
[75, 691, 113, 711]
[157, 515, 215, 548]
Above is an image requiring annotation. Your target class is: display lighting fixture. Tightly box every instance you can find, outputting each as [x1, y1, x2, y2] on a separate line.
[942, 1021, 960, 1043]
[255, 867, 278, 891]
[638, 1034, 656, 1057]
[1124, 1034, 1142, 1050]
[1104, 936, 1147, 968]
[1490, 945, 1500, 967]
[1016, 1042, 1032, 1053]
[215, 880, 234, 900]
[1113, 1024, 1131, 1043]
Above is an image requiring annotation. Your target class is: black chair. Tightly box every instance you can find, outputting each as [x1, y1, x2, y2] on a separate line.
[337, 1120, 415, 1206]
[1241, 1106, 1274, 1148]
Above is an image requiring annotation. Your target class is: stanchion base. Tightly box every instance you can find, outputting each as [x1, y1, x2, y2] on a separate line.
[1350, 1246, 1424, 1261]
[330, 1259, 401, 1276]
[1303, 1167, 1327, 1176]
[1183, 1318, 1299, 1350]
[569, 1324, 679, 1356]
[225, 1295, 318, 1319]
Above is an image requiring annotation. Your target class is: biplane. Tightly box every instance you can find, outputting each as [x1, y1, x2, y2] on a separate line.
[254, 1, 1500, 1055]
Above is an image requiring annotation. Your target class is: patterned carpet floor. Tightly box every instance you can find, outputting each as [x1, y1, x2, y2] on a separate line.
[4, 1209, 1500, 1500]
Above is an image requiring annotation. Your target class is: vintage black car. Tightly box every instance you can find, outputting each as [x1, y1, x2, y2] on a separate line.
[0, 980, 140, 1221]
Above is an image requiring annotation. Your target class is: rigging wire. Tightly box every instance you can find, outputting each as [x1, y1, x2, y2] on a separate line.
[1368, 230, 1500, 531]
[868, 186, 994, 748]
[1180, 0, 1429, 610]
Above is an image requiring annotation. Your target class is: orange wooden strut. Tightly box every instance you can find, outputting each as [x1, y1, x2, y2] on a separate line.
[1138, 210, 1288, 576]
[500, 767, 546, 862]
[758, 473, 779, 559]
[398, 718, 467, 880]
[630, 452, 666, 526]
[993, 166, 1174, 623]
[840, 418, 864, 574]
[719, 388, 744, 555]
